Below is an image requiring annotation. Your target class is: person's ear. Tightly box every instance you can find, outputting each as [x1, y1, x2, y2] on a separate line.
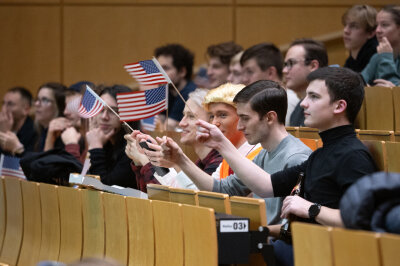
[266, 66, 278, 80]
[333, 99, 347, 115]
[264, 111, 277, 123]
[309, 59, 319, 72]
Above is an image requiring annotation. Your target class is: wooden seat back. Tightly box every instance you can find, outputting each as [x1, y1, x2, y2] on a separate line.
[18, 181, 41, 266]
[38, 183, 61, 262]
[181, 204, 218, 266]
[102, 192, 129, 265]
[298, 127, 320, 139]
[169, 187, 198, 206]
[197, 191, 231, 214]
[57, 186, 83, 263]
[126, 197, 155, 266]
[147, 183, 170, 202]
[362, 140, 387, 171]
[0, 177, 23, 265]
[385, 141, 400, 173]
[292, 222, 333, 266]
[152, 200, 184, 266]
[358, 129, 395, 142]
[365, 86, 394, 130]
[81, 189, 105, 259]
[331, 227, 380, 266]
[379, 232, 400, 266]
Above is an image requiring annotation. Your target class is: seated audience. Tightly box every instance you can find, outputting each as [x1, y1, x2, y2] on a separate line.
[86, 85, 139, 189]
[342, 5, 378, 72]
[155, 44, 196, 130]
[126, 88, 222, 191]
[362, 5, 400, 87]
[150, 81, 311, 225]
[206, 41, 243, 88]
[193, 67, 377, 266]
[0, 86, 37, 156]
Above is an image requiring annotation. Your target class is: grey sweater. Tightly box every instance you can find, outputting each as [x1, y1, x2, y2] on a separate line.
[213, 134, 312, 225]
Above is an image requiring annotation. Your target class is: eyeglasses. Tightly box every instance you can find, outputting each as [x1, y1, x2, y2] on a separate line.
[35, 97, 53, 106]
[283, 59, 309, 70]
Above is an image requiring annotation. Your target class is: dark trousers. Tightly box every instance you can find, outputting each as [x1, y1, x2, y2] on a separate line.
[271, 239, 294, 266]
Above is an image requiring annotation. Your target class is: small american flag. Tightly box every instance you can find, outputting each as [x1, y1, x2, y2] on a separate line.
[0, 154, 26, 179]
[116, 85, 167, 122]
[141, 116, 157, 131]
[79, 85, 105, 118]
[124, 58, 171, 86]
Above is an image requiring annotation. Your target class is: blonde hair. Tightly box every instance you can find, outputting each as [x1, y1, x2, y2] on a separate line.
[203, 83, 245, 111]
[188, 88, 209, 107]
[342, 5, 377, 33]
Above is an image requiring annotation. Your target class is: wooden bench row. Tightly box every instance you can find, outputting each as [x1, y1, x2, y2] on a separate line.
[0, 177, 222, 266]
[292, 222, 400, 266]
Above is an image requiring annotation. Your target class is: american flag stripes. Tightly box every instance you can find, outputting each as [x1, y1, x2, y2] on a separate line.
[116, 85, 167, 122]
[124, 58, 171, 86]
[78, 85, 106, 118]
[141, 116, 157, 131]
[0, 154, 26, 179]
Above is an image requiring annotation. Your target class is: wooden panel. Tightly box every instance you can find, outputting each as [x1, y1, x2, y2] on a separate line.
[181, 205, 217, 266]
[365, 86, 394, 131]
[362, 140, 386, 171]
[0, 6, 61, 101]
[236, 0, 389, 5]
[126, 197, 154, 266]
[63, 6, 233, 86]
[65, 0, 231, 4]
[0, 178, 23, 266]
[385, 142, 400, 173]
[229, 196, 266, 230]
[292, 222, 333, 266]
[152, 200, 183, 266]
[147, 184, 170, 201]
[379, 233, 400, 266]
[38, 183, 60, 262]
[331, 228, 380, 266]
[18, 181, 42, 266]
[0, 178, 5, 254]
[393, 87, 400, 132]
[102, 193, 128, 265]
[169, 187, 198, 206]
[81, 190, 105, 259]
[358, 130, 395, 142]
[197, 191, 231, 214]
[58, 186, 83, 264]
[298, 127, 320, 139]
[236, 7, 347, 66]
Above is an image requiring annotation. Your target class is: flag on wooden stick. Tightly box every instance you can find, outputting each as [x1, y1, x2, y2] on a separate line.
[116, 85, 167, 121]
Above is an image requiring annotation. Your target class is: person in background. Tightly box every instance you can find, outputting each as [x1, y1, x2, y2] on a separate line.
[227, 51, 244, 84]
[361, 5, 400, 87]
[0, 87, 37, 156]
[34, 82, 67, 152]
[342, 5, 378, 72]
[155, 44, 196, 131]
[206, 41, 243, 88]
[86, 85, 139, 189]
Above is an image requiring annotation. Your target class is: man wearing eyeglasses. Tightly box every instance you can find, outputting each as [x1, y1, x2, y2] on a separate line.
[0, 87, 37, 156]
[284, 39, 328, 126]
[240, 42, 301, 125]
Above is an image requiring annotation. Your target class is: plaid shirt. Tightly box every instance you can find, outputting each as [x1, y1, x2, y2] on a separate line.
[132, 149, 222, 192]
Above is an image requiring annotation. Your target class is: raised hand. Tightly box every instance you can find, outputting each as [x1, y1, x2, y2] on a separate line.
[195, 119, 226, 150]
[377, 37, 393, 54]
[0, 110, 13, 133]
[0, 131, 24, 155]
[61, 127, 81, 145]
[86, 127, 114, 149]
[124, 133, 149, 166]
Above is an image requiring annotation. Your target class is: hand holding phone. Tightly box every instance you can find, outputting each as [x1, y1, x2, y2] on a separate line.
[139, 140, 169, 176]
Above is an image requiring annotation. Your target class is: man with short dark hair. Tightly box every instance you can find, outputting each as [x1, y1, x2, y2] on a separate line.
[155, 44, 197, 130]
[206, 41, 243, 88]
[240, 42, 299, 124]
[196, 67, 377, 266]
[0, 87, 37, 156]
[284, 38, 328, 126]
